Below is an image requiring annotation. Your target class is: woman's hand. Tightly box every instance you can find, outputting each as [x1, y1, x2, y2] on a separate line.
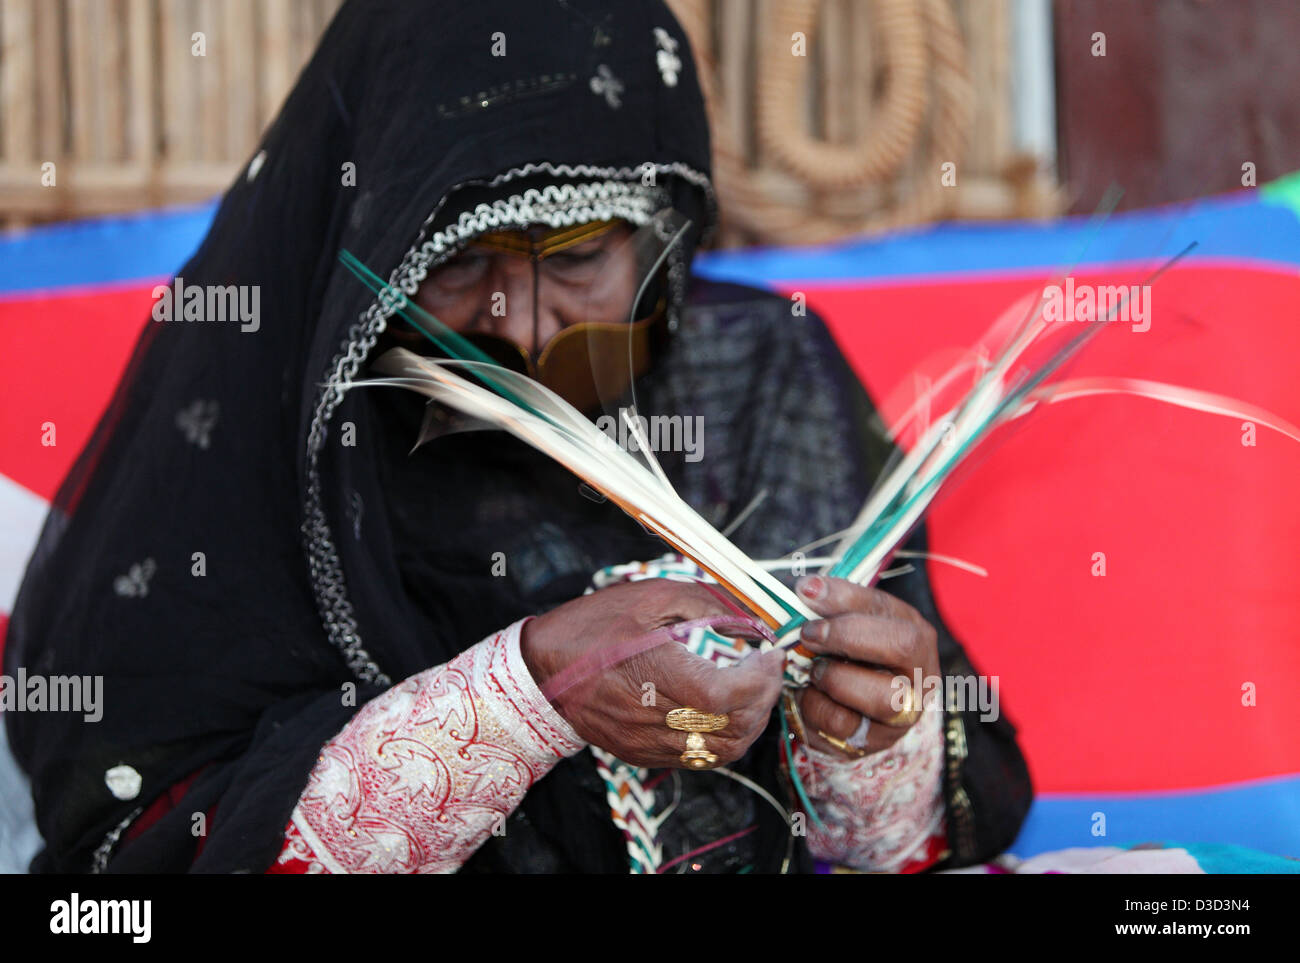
[520, 580, 786, 769]
[792, 574, 940, 758]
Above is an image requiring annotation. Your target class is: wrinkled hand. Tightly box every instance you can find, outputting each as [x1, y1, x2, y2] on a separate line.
[520, 580, 785, 768]
[792, 574, 939, 759]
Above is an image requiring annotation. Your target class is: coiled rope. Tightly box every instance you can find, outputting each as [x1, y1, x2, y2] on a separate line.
[670, 0, 976, 243]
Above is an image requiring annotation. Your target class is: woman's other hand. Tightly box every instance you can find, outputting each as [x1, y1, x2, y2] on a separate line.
[793, 575, 941, 758]
[520, 580, 785, 768]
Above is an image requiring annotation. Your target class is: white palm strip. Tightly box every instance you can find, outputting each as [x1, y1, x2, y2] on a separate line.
[820, 279, 1073, 586]
[1011, 377, 1300, 442]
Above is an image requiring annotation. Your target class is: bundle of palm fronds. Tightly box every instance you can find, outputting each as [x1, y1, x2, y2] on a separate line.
[339, 241, 1300, 653]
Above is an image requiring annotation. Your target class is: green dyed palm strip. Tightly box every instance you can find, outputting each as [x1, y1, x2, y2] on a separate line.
[778, 185, 1129, 624]
[337, 249, 540, 417]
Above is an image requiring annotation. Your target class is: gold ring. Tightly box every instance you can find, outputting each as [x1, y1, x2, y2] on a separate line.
[666, 707, 729, 770]
[680, 731, 718, 770]
[816, 729, 869, 759]
[665, 707, 730, 732]
[884, 683, 923, 727]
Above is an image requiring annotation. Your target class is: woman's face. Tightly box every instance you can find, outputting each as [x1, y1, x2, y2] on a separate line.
[413, 221, 640, 354]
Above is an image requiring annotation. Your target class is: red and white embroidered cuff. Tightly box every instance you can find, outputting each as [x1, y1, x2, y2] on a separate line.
[792, 702, 947, 873]
[272, 618, 584, 874]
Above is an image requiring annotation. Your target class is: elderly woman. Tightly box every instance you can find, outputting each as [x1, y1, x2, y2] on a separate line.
[5, 0, 1029, 873]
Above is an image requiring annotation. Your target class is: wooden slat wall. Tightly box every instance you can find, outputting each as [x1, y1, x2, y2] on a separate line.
[0, 0, 1061, 241]
[0, 0, 337, 226]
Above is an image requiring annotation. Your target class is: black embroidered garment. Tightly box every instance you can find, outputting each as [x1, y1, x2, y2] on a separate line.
[4, 0, 1030, 873]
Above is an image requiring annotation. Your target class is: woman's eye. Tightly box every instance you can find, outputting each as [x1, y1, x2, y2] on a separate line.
[549, 248, 603, 266]
[433, 253, 490, 287]
[546, 248, 608, 283]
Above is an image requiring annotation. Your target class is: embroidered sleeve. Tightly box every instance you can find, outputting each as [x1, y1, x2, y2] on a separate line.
[791, 704, 947, 872]
[268, 618, 585, 874]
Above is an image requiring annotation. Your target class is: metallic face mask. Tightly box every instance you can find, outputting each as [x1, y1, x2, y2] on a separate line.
[459, 303, 667, 416]
[391, 213, 684, 415]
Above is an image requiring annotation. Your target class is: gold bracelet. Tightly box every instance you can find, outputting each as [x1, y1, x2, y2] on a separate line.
[780, 690, 807, 743]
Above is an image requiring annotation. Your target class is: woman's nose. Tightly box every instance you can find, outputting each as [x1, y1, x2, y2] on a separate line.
[484, 259, 563, 352]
